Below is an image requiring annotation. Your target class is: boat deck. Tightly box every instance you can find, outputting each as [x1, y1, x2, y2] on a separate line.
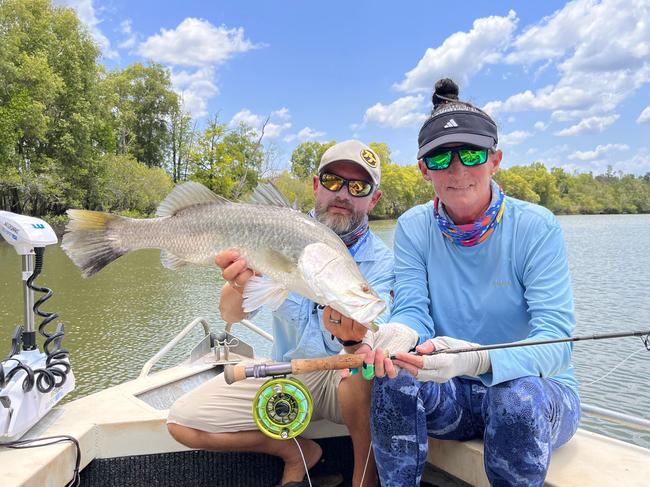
[1, 353, 649, 486]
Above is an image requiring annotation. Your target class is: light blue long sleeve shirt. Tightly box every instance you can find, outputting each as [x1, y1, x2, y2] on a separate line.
[271, 231, 394, 362]
[390, 197, 578, 394]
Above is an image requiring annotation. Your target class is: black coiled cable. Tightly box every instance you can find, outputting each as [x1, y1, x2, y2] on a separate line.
[27, 247, 71, 392]
[1, 247, 71, 394]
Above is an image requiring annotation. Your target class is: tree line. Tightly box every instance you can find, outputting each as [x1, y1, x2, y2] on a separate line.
[1, 0, 649, 226]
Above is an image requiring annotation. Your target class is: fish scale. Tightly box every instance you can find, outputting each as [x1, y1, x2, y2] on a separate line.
[61, 181, 385, 329]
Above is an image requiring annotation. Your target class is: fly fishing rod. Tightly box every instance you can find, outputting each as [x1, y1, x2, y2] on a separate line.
[389, 329, 650, 359]
[224, 353, 377, 384]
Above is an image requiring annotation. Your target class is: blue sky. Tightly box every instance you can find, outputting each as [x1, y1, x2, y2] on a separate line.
[58, 0, 650, 175]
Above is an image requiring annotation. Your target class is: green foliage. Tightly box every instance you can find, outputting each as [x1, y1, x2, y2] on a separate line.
[102, 62, 179, 168]
[373, 162, 432, 217]
[99, 154, 172, 214]
[0, 0, 105, 214]
[1, 1, 649, 220]
[290, 140, 336, 178]
[188, 119, 264, 200]
[271, 171, 315, 211]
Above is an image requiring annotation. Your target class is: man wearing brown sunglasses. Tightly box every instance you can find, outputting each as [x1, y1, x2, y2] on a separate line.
[168, 140, 394, 487]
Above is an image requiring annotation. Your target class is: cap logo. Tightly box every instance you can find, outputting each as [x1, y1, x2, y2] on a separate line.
[443, 119, 458, 129]
[360, 149, 378, 168]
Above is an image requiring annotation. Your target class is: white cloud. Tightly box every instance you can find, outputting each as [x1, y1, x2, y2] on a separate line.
[505, 0, 594, 64]
[499, 130, 532, 146]
[559, 148, 650, 175]
[284, 127, 326, 143]
[395, 11, 518, 92]
[55, 0, 117, 59]
[568, 143, 630, 161]
[487, 0, 650, 120]
[534, 121, 548, 131]
[171, 68, 219, 117]
[362, 95, 427, 128]
[229, 109, 292, 139]
[638, 106, 650, 123]
[138, 18, 261, 117]
[138, 18, 259, 67]
[272, 108, 290, 120]
[118, 19, 137, 49]
[554, 114, 619, 136]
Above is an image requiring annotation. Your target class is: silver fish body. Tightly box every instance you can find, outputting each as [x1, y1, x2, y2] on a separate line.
[62, 182, 385, 328]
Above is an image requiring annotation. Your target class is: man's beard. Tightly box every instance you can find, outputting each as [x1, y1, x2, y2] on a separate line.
[315, 199, 366, 235]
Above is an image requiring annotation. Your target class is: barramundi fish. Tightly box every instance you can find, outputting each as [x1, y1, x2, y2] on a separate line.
[61, 181, 384, 330]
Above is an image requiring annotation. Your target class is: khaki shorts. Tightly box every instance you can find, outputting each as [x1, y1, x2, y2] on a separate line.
[167, 363, 344, 433]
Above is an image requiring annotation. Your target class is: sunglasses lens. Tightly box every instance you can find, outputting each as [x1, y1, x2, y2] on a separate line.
[458, 149, 488, 166]
[320, 173, 344, 192]
[424, 151, 452, 170]
[348, 180, 372, 197]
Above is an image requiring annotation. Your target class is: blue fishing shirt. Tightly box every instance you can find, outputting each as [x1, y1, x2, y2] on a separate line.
[271, 231, 394, 362]
[391, 197, 578, 394]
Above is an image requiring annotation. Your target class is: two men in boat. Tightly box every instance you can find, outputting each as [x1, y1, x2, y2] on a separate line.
[168, 139, 392, 487]
[168, 79, 580, 487]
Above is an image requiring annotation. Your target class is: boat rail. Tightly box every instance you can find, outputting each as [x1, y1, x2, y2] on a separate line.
[140, 317, 650, 433]
[226, 318, 274, 342]
[139, 317, 212, 378]
[581, 403, 650, 432]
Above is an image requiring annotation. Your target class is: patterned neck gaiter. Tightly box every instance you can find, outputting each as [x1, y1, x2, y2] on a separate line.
[433, 180, 505, 247]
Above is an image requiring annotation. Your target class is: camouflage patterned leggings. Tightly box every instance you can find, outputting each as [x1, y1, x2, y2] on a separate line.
[371, 371, 580, 486]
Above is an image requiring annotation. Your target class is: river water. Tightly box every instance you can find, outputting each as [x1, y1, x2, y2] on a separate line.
[1, 214, 649, 448]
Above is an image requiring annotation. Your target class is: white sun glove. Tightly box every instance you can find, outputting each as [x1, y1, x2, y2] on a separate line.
[362, 322, 419, 355]
[418, 336, 491, 383]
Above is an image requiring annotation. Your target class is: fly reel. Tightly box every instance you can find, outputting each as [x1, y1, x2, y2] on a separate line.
[252, 377, 312, 440]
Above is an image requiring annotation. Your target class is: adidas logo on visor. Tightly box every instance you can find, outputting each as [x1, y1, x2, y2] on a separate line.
[443, 119, 458, 129]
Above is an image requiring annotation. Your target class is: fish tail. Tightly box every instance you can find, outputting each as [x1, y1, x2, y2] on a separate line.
[62, 209, 128, 277]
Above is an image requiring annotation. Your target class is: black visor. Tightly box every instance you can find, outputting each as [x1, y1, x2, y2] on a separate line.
[417, 107, 498, 159]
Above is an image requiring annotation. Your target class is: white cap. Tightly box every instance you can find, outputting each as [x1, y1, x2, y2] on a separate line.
[317, 140, 381, 185]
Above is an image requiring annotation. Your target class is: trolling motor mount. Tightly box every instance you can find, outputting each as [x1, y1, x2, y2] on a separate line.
[0, 211, 75, 442]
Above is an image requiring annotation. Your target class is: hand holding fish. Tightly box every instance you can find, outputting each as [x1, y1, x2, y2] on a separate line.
[216, 249, 256, 295]
[322, 306, 367, 345]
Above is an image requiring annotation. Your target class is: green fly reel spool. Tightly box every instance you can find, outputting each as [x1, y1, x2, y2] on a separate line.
[252, 377, 313, 440]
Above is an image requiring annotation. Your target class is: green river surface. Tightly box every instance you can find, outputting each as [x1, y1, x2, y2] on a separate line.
[1, 215, 649, 448]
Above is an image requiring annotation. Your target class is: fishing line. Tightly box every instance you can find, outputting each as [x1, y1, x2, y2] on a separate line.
[359, 440, 372, 487]
[582, 346, 647, 388]
[292, 437, 313, 487]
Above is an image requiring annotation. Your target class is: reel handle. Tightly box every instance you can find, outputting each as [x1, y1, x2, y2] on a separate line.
[224, 352, 390, 384]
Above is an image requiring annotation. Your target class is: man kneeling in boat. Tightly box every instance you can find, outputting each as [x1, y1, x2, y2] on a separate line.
[167, 140, 394, 487]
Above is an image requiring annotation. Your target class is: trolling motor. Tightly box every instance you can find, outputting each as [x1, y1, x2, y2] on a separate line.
[0, 211, 75, 442]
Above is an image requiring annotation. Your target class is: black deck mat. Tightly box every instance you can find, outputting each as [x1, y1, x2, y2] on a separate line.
[80, 436, 355, 487]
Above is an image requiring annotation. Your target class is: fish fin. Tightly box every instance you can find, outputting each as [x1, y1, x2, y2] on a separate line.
[160, 250, 187, 270]
[156, 181, 229, 217]
[61, 210, 128, 277]
[242, 275, 289, 312]
[258, 248, 296, 273]
[249, 182, 293, 208]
